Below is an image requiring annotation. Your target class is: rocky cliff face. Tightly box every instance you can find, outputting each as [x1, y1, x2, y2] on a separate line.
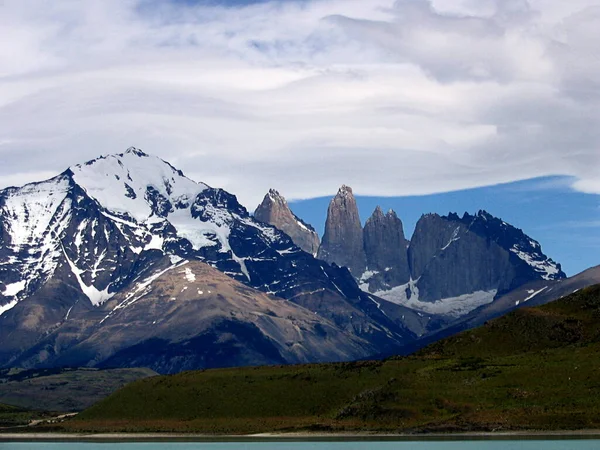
[361, 207, 410, 292]
[317, 185, 366, 276]
[408, 213, 514, 302]
[254, 189, 320, 255]
[314, 185, 565, 319]
[408, 211, 565, 302]
[383, 210, 566, 315]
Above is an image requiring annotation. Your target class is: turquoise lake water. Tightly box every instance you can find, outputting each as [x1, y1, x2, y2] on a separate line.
[2, 441, 600, 449]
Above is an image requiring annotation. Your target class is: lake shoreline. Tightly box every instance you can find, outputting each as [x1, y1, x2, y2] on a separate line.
[2, 430, 600, 442]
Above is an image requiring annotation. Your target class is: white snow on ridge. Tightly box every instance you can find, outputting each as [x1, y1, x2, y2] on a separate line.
[523, 286, 548, 303]
[145, 234, 164, 251]
[441, 227, 461, 251]
[1, 176, 70, 251]
[169, 212, 226, 251]
[3, 281, 26, 297]
[510, 245, 560, 280]
[183, 267, 196, 282]
[0, 179, 74, 308]
[0, 148, 305, 310]
[239, 217, 279, 243]
[102, 259, 188, 323]
[0, 299, 18, 317]
[358, 269, 380, 290]
[71, 149, 261, 261]
[62, 245, 114, 306]
[295, 219, 309, 232]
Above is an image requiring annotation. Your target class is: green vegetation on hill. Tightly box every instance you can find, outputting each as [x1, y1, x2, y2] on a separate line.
[63, 286, 600, 434]
[0, 403, 56, 429]
[419, 284, 600, 359]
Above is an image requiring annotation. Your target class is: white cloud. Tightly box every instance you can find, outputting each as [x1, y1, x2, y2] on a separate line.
[0, 0, 598, 208]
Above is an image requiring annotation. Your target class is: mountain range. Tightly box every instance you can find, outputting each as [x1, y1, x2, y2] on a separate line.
[0, 147, 596, 373]
[256, 185, 569, 320]
[0, 148, 418, 372]
[64, 285, 600, 434]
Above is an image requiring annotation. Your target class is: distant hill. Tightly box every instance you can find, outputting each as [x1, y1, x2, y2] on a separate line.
[63, 285, 600, 434]
[419, 283, 600, 359]
[0, 367, 156, 413]
[391, 265, 600, 356]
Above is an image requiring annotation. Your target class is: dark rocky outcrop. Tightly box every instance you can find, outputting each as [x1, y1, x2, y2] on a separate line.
[317, 185, 366, 276]
[361, 207, 410, 292]
[408, 211, 565, 302]
[254, 189, 320, 255]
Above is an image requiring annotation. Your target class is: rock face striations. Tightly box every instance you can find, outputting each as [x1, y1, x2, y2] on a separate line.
[408, 211, 565, 305]
[361, 207, 410, 292]
[315, 186, 566, 318]
[317, 185, 366, 276]
[254, 189, 320, 255]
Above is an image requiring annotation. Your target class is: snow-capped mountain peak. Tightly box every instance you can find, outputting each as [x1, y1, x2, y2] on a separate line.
[1, 148, 219, 311]
[69, 148, 208, 222]
[1, 148, 311, 311]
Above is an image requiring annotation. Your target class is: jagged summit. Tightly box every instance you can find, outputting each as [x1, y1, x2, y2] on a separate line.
[397, 209, 567, 313]
[314, 185, 566, 318]
[317, 185, 366, 276]
[366, 206, 401, 221]
[370, 205, 385, 219]
[124, 146, 148, 157]
[338, 184, 353, 196]
[266, 188, 286, 203]
[362, 205, 411, 292]
[254, 189, 320, 255]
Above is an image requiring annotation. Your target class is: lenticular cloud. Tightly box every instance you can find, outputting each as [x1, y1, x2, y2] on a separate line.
[0, 0, 598, 207]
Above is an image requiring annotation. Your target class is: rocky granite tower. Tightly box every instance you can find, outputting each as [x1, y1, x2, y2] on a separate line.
[254, 189, 320, 255]
[314, 186, 566, 319]
[361, 207, 411, 291]
[317, 185, 366, 276]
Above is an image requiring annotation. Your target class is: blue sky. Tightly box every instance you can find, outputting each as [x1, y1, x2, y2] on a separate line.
[289, 176, 600, 277]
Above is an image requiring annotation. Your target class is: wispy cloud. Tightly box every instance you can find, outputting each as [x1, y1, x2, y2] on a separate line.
[0, 0, 599, 207]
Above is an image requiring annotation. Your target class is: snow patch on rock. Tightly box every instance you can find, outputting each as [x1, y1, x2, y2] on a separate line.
[373, 280, 496, 317]
[183, 267, 196, 283]
[0, 299, 18, 317]
[510, 245, 561, 281]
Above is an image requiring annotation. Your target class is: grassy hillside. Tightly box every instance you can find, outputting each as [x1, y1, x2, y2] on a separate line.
[0, 403, 56, 429]
[64, 285, 600, 434]
[419, 284, 600, 358]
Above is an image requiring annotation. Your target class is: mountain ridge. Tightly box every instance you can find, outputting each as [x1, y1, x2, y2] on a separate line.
[310, 185, 565, 318]
[0, 148, 416, 371]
